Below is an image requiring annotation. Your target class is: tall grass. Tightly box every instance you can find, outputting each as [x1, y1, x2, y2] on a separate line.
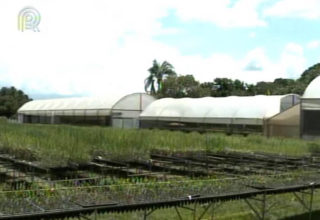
[0, 120, 316, 167]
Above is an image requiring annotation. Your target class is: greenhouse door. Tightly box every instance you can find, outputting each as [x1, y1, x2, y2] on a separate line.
[302, 110, 320, 136]
[112, 118, 139, 129]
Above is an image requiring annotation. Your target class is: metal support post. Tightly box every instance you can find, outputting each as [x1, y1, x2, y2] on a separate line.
[143, 208, 156, 220]
[198, 203, 214, 220]
[193, 202, 197, 220]
[175, 206, 183, 220]
[293, 186, 315, 220]
[245, 193, 268, 220]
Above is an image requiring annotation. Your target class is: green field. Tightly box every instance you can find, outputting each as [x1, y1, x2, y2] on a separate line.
[0, 118, 318, 167]
[1, 118, 320, 219]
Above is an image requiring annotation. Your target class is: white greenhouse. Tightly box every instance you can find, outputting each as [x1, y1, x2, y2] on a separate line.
[18, 93, 155, 128]
[301, 76, 320, 139]
[140, 95, 300, 133]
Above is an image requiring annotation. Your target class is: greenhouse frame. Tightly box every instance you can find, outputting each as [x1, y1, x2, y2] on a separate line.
[300, 76, 320, 139]
[18, 93, 155, 128]
[140, 95, 300, 134]
[264, 104, 300, 138]
[16, 75, 320, 138]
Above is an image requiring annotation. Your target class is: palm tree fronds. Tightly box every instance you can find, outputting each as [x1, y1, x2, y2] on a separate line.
[145, 59, 176, 95]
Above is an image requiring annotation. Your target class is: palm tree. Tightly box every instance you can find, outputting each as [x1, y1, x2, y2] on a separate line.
[144, 73, 156, 95]
[145, 60, 176, 94]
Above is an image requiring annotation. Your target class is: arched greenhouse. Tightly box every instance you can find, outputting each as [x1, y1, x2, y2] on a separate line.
[18, 93, 155, 128]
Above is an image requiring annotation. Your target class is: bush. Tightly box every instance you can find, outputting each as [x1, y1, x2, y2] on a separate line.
[0, 117, 7, 124]
[308, 142, 320, 155]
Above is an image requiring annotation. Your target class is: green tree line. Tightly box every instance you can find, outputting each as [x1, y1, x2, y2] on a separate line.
[0, 61, 319, 118]
[145, 60, 320, 98]
[0, 87, 31, 118]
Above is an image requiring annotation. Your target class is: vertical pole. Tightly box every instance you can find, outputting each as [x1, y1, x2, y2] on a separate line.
[262, 193, 266, 220]
[206, 151, 209, 176]
[174, 206, 183, 220]
[144, 209, 147, 220]
[300, 101, 303, 138]
[194, 203, 197, 220]
[309, 187, 314, 220]
[206, 134, 209, 176]
[140, 93, 142, 112]
[211, 204, 214, 220]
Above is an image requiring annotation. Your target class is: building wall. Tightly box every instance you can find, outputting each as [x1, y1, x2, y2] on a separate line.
[140, 120, 262, 134]
[301, 99, 320, 140]
[112, 118, 139, 129]
[264, 104, 300, 138]
[19, 114, 111, 126]
[110, 93, 155, 128]
[301, 110, 320, 140]
[17, 93, 156, 129]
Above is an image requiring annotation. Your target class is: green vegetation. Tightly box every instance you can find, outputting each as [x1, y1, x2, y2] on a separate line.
[152, 62, 320, 98]
[82, 193, 320, 220]
[157, 74, 211, 98]
[144, 59, 176, 95]
[0, 119, 317, 167]
[1, 172, 320, 219]
[1, 119, 320, 219]
[0, 86, 31, 118]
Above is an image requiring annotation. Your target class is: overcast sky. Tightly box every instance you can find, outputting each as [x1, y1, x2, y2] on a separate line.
[1, 0, 320, 99]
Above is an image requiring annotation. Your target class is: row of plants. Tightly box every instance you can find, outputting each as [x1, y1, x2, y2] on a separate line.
[88, 192, 320, 220]
[0, 171, 319, 216]
[0, 120, 318, 167]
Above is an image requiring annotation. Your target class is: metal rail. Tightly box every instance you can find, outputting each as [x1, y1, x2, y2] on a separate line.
[0, 181, 319, 219]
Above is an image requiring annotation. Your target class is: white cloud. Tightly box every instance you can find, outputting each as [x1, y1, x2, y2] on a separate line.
[158, 44, 306, 85]
[307, 40, 320, 49]
[243, 48, 269, 71]
[283, 43, 304, 55]
[264, 0, 320, 19]
[172, 0, 266, 28]
[0, 0, 309, 98]
[0, 0, 173, 96]
[279, 43, 306, 78]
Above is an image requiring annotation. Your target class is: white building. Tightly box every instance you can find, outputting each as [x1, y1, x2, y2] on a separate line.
[301, 76, 320, 139]
[140, 95, 300, 134]
[18, 93, 155, 128]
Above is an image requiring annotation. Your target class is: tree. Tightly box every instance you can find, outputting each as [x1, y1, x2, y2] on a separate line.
[294, 63, 320, 95]
[146, 62, 320, 98]
[208, 78, 249, 97]
[299, 63, 320, 85]
[158, 75, 210, 98]
[0, 87, 31, 118]
[145, 60, 176, 95]
[272, 78, 296, 95]
[254, 81, 274, 95]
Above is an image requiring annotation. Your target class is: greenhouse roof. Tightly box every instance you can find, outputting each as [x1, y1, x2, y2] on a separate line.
[18, 93, 154, 115]
[19, 95, 124, 112]
[303, 76, 320, 99]
[140, 95, 298, 121]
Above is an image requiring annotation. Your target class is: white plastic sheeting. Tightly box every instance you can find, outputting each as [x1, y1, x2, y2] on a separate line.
[301, 76, 320, 139]
[140, 95, 300, 125]
[303, 76, 320, 98]
[264, 104, 300, 138]
[112, 93, 156, 118]
[18, 93, 155, 117]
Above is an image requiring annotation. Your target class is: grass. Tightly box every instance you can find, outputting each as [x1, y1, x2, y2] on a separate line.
[3, 172, 320, 220]
[0, 119, 318, 167]
[1, 117, 320, 219]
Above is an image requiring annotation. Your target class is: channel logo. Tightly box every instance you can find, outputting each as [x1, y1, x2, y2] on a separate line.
[18, 7, 41, 32]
